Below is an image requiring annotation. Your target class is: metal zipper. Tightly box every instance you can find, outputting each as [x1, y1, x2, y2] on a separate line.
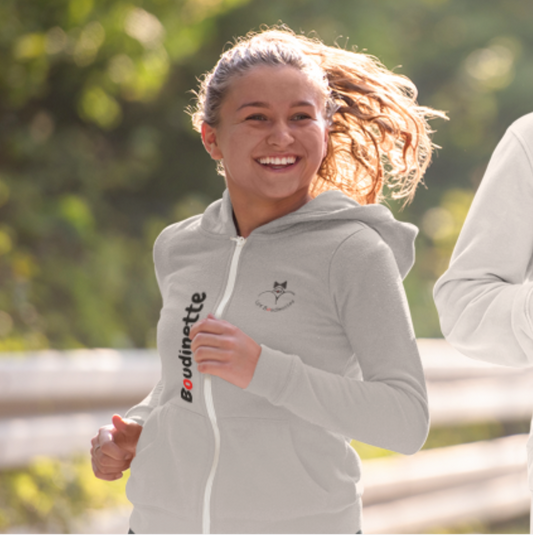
[202, 236, 246, 534]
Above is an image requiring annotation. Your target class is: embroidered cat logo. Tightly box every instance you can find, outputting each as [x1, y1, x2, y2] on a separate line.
[256, 281, 295, 312]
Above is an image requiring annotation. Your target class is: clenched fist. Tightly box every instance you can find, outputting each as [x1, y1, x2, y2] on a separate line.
[91, 414, 143, 481]
[190, 313, 262, 389]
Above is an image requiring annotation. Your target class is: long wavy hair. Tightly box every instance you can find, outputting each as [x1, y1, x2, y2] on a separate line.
[190, 25, 447, 205]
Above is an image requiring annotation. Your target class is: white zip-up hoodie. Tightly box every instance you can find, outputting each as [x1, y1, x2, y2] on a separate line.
[125, 188, 429, 534]
[433, 113, 533, 528]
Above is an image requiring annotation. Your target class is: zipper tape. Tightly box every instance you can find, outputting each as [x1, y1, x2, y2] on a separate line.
[202, 236, 246, 534]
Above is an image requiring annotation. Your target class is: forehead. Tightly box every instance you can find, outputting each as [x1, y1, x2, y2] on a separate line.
[223, 65, 326, 110]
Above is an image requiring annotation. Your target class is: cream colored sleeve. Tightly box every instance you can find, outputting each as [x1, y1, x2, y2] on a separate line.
[434, 127, 533, 367]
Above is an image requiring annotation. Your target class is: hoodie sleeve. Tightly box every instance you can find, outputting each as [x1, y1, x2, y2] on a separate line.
[124, 379, 164, 425]
[123, 226, 172, 425]
[246, 227, 429, 455]
[433, 123, 533, 367]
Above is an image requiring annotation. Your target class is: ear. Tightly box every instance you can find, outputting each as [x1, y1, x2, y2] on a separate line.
[201, 122, 223, 160]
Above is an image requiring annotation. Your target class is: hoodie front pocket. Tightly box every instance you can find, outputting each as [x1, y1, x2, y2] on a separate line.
[214, 418, 329, 522]
[126, 402, 211, 517]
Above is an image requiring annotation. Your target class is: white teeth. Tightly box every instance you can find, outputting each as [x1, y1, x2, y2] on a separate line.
[258, 156, 297, 166]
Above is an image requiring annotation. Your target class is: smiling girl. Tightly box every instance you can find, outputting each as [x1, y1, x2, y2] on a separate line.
[91, 25, 446, 534]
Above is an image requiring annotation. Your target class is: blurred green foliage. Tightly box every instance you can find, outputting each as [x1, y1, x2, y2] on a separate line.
[1, 2, 532, 533]
[0, 455, 129, 532]
[1, 0, 532, 350]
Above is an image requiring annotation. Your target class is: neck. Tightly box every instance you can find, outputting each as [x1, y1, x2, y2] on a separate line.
[228, 188, 312, 238]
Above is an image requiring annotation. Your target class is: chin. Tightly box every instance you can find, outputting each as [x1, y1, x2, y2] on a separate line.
[262, 187, 305, 201]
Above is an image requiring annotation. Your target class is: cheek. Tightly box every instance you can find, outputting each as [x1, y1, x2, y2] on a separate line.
[316, 129, 329, 161]
[311, 121, 329, 159]
[229, 129, 260, 152]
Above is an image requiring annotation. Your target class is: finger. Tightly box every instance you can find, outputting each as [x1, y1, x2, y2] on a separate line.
[98, 426, 114, 446]
[93, 448, 132, 471]
[112, 414, 127, 431]
[95, 446, 130, 466]
[98, 423, 135, 460]
[112, 414, 139, 433]
[91, 424, 123, 460]
[196, 360, 230, 375]
[191, 332, 230, 353]
[112, 417, 142, 454]
[95, 461, 124, 475]
[95, 473, 122, 481]
[91, 427, 111, 456]
[190, 316, 227, 339]
[99, 437, 132, 461]
[93, 464, 123, 481]
[91, 455, 125, 479]
[90, 442, 100, 457]
[193, 345, 232, 365]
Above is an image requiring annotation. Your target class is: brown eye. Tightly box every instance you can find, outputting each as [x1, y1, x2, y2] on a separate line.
[292, 113, 312, 121]
[246, 114, 267, 121]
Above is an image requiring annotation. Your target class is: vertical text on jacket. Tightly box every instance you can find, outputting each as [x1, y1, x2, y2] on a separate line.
[180, 292, 206, 402]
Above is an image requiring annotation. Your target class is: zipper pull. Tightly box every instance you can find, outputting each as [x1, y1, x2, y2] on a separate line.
[230, 236, 246, 246]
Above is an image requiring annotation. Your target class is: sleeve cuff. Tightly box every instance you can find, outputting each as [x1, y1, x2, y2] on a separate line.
[123, 408, 151, 426]
[512, 282, 533, 365]
[125, 416, 145, 426]
[245, 344, 297, 403]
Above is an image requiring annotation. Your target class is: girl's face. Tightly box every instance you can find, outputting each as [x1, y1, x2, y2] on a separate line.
[202, 65, 329, 206]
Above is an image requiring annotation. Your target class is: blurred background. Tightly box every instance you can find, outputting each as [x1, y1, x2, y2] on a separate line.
[0, 0, 532, 532]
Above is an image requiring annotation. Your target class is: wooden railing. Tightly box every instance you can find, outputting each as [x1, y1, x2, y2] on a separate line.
[1, 339, 532, 533]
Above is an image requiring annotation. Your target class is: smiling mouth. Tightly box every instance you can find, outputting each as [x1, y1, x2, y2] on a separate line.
[256, 156, 300, 170]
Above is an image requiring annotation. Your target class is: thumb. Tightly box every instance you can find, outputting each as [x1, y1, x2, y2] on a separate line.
[112, 414, 129, 431]
[111, 414, 142, 455]
[112, 414, 139, 433]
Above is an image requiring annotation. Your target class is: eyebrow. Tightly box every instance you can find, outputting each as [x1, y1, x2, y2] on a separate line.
[236, 100, 315, 111]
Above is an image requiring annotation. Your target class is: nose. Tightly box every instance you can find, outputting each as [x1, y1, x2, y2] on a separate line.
[267, 120, 294, 148]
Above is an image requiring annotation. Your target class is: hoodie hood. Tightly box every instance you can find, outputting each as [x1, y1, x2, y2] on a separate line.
[201, 188, 418, 279]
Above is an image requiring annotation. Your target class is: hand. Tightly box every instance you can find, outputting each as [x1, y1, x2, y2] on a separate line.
[190, 313, 261, 389]
[90, 414, 143, 481]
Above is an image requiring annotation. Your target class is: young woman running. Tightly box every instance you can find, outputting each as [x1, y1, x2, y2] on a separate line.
[90, 25, 446, 534]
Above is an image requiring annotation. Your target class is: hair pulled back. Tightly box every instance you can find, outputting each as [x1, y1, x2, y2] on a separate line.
[190, 25, 447, 205]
